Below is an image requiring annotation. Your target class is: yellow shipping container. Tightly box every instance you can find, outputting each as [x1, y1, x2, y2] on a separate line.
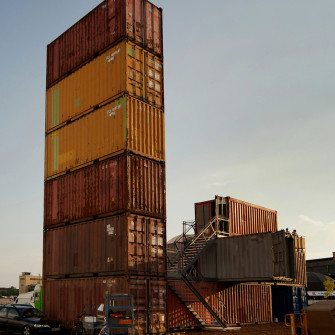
[46, 41, 163, 132]
[45, 95, 165, 179]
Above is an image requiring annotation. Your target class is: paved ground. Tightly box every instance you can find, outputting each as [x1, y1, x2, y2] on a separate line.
[0, 323, 293, 334]
[174, 323, 292, 335]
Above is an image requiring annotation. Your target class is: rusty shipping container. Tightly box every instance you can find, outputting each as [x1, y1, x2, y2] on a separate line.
[45, 95, 165, 179]
[195, 195, 277, 236]
[44, 153, 165, 227]
[277, 236, 307, 286]
[44, 214, 166, 277]
[43, 276, 166, 333]
[199, 230, 295, 282]
[294, 250, 307, 286]
[168, 281, 272, 329]
[280, 249, 307, 287]
[47, 0, 163, 88]
[46, 40, 163, 132]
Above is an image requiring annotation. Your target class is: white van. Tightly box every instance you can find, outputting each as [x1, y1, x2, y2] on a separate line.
[14, 284, 42, 307]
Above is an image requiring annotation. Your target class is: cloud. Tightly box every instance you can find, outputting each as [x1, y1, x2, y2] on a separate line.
[297, 215, 335, 259]
[299, 215, 325, 228]
[205, 181, 230, 188]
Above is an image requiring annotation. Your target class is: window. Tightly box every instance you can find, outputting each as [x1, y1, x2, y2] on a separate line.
[7, 308, 19, 319]
[0, 308, 7, 317]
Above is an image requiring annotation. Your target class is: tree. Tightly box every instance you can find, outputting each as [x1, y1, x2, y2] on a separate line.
[323, 278, 335, 299]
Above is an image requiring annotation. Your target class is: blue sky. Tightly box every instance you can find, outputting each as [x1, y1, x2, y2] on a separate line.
[0, 0, 334, 287]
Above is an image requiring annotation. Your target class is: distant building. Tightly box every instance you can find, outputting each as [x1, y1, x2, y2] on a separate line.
[306, 252, 335, 279]
[19, 272, 42, 294]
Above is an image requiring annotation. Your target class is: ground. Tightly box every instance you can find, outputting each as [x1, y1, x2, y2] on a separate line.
[174, 323, 291, 335]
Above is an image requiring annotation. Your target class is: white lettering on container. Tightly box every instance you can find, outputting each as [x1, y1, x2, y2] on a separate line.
[106, 48, 120, 62]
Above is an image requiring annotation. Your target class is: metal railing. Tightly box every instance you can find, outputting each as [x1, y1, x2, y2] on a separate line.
[168, 216, 229, 328]
[169, 216, 228, 273]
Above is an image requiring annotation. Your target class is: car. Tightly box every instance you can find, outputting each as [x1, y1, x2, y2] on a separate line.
[0, 304, 64, 334]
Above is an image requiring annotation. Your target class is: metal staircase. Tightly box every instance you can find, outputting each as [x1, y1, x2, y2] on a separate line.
[168, 216, 229, 329]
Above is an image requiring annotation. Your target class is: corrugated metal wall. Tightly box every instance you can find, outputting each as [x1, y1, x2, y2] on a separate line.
[44, 153, 165, 227]
[43, 1, 166, 333]
[44, 214, 165, 277]
[46, 0, 163, 88]
[43, 276, 166, 333]
[228, 197, 278, 235]
[199, 231, 295, 282]
[194, 196, 277, 235]
[45, 95, 165, 179]
[167, 287, 200, 329]
[168, 281, 273, 329]
[46, 41, 163, 132]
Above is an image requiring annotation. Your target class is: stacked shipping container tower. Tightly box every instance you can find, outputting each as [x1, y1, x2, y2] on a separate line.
[43, 1, 166, 333]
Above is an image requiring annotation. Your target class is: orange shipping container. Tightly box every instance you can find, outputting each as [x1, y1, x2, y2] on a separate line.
[45, 95, 165, 179]
[43, 276, 167, 333]
[46, 41, 163, 132]
[43, 214, 166, 277]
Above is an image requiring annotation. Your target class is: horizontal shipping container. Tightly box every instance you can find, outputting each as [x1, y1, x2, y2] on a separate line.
[43, 214, 166, 277]
[47, 0, 163, 88]
[198, 230, 295, 282]
[168, 281, 272, 329]
[46, 40, 163, 132]
[44, 153, 165, 227]
[45, 95, 165, 179]
[43, 276, 166, 333]
[195, 195, 278, 236]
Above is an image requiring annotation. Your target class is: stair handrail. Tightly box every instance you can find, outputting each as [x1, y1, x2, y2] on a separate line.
[183, 267, 228, 326]
[168, 217, 229, 328]
[168, 217, 216, 271]
[169, 216, 229, 271]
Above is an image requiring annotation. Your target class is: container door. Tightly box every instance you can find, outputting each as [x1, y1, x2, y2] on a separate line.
[271, 286, 293, 322]
[215, 196, 229, 234]
[148, 279, 166, 334]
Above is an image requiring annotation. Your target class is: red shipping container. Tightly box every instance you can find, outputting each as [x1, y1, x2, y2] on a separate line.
[43, 214, 166, 277]
[168, 281, 272, 329]
[43, 276, 167, 333]
[47, 0, 163, 88]
[44, 154, 165, 227]
[195, 196, 277, 236]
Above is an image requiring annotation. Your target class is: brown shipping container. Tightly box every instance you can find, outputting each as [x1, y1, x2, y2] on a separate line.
[44, 153, 165, 227]
[43, 214, 166, 277]
[168, 281, 272, 328]
[43, 276, 166, 333]
[47, 0, 163, 88]
[46, 40, 163, 132]
[277, 242, 307, 287]
[45, 95, 165, 179]
[195, 196, 277, 236]
[290, 249, 307, 286]
[199, 231, 295, 282]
